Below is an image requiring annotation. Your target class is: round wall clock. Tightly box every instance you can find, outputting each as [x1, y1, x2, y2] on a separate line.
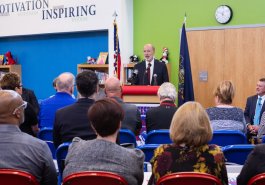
[215, 5, 233, 24]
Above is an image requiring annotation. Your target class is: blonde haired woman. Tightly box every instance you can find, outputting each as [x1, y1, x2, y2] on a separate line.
[206, 80, 246, 133]
[149, 102, 228, 185]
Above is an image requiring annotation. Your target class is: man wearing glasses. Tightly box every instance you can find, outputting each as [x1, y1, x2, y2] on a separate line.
[0, 90, 57, 185]
[0, 72, 39, 136]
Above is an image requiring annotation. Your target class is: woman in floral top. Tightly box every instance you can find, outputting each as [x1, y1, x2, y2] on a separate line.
[149, 102, 228, 185]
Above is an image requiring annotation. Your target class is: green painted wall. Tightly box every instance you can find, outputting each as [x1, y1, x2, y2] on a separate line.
[134, 0, 265, 85]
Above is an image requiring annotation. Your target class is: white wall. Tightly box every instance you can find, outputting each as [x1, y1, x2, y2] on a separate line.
[0, 0, 133, 82]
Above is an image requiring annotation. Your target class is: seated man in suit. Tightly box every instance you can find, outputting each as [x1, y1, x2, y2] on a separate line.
[53, 70, 98, 148]
[244, 78, 265, 141]
[132, 44, 169, 86]
[0, 90, 57, 185]
[22, 87, 40, 115]
[105, 77, 142, 135]
[0, 72, 39, 137]
[145, 82, 178, 133]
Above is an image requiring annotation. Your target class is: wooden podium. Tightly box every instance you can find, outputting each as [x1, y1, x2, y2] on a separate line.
[122, 85, 159, 103]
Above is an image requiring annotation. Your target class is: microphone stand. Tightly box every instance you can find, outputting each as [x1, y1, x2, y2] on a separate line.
[153, 74, 158, 86]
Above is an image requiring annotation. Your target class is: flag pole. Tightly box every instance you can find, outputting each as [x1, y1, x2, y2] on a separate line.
[113, 11, 118, 22]
[184, 13, 187, 25]
[112, 11, 121, 80]
[178, 14, 194, 107]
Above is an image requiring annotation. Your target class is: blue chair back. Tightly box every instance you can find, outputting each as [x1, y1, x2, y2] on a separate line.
[138, 144, 159, 162]
[145, 130, 172, 144]
[222, 144, 254, 165]
[56, 142, 71, 184]
[119, 129, 137, 147]
[38, 127, 53, 141]
[209, 130, 247, 146]
[46, 141, 56, 159]
[262, 136, 265, 143]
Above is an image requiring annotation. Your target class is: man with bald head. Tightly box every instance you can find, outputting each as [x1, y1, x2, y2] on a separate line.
[39, 72, 76, 128]
[0, 90, 57, 185]
[105, 77, 142, 135]
[132, 44, 169, 85]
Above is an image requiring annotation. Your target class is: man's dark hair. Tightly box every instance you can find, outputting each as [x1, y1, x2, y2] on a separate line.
[76, 70, 98, 97]
[88, 98, 124, 137]
[259, 78, 265, 82]
[0, 72, 21, 90]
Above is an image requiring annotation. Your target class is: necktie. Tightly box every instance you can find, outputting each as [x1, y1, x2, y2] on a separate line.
[147, 63, 151, 85]
[254, 97, 262, 125]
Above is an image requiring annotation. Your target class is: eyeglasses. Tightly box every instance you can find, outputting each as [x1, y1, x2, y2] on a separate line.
[12, 101, 27, 115]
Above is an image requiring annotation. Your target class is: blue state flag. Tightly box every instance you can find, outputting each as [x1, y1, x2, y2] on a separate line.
[178, 23, 194, 107]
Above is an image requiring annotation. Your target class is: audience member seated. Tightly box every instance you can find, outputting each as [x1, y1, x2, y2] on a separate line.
[53, 70, 98, 148]
[257, 111, 265, 143]
[39, 72, 76, 128]
[63, 98, 144, 185]
[0, 72, 39, 136]
[149, 102, 228, 185]
[206, 80, 246, 133]
[22, 87, 40, 114]
[237, 144, 265, 185]
[105, 76, 142, 135]
[145, 82, 177, 133]
[0, 90, 57, 185]
[244, 78, 265, 142]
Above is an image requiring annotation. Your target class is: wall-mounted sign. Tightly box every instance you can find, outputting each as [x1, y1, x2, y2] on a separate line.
[0, 0, 117, 37]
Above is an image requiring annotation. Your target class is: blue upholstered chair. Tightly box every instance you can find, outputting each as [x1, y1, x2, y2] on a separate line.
[222, 144, 255, 165]
[38, 127, 53, 141]
[46, 141, 56, 159]
[38, 127, 56, 159]
[209, 130, 247, 147]
[138, 144, 159, 162]
[56, 142, 71, 185]
[145, 130, 171, 144]
[119, 129, 137, 147]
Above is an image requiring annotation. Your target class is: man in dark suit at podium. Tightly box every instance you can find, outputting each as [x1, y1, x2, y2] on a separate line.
[132, 44, 169, 86]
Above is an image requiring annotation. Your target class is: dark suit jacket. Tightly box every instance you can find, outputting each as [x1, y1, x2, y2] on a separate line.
[53, 98, 97, 148]
[133, 59, 169, 86]
[113, 97, 142, 135]
[145, 102, 177, 133]
[237, 144, 265, 185]
[244, 95, 265, 124]
[22, 87, 40, 114]
[20, 103, 38, 137]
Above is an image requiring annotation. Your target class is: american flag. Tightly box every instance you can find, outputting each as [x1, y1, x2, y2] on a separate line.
[113, 20, 121, 79]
